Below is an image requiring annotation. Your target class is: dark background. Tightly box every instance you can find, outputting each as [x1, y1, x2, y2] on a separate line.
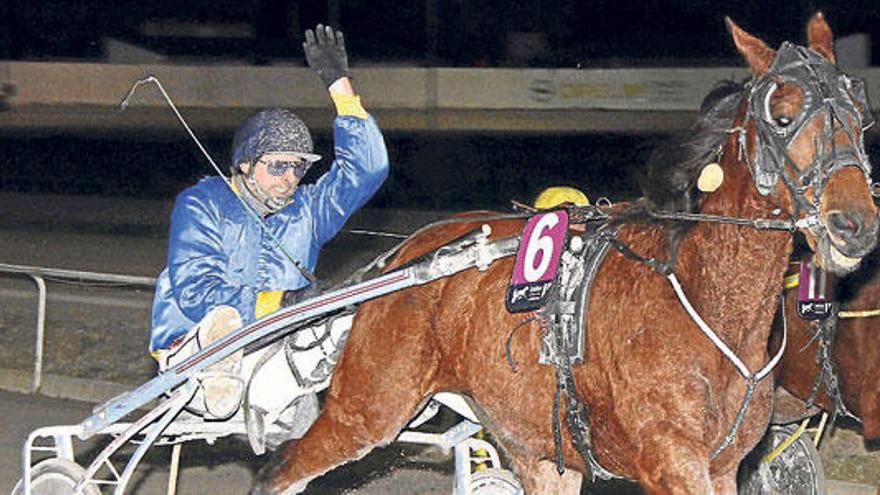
[0, 133, 654, 209]
[3, 1, 880, 66]
[1, 1, 879, 209]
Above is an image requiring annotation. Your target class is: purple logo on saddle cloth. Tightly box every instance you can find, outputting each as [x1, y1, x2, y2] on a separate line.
[506, 210, 568, 313]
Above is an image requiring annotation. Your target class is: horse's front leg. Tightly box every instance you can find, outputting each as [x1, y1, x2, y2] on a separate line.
[507, 456, 583, 495]
[635, 429, 715, 495]
[710, 468, 737, 495]
[251, 295, 440, 494]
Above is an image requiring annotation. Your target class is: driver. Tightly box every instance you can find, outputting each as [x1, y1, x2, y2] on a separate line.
[148, 24, 388, 452]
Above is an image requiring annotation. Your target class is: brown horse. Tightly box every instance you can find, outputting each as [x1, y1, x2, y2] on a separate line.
[254, 14, 879, 494]
[774, 252, 880, 441]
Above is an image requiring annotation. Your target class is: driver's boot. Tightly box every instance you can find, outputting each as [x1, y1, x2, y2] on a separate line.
[197, 306, 244, 420]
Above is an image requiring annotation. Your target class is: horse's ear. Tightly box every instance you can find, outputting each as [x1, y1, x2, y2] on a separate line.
[807, 11, 836, 64]
[725, 16, 775, 75]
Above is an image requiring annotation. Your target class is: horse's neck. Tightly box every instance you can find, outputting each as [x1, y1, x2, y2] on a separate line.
[677, 136, 792, 348]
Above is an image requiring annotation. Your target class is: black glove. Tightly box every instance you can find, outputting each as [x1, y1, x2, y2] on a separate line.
[303, 24, 349, 88]
[281, 282, 324, 307]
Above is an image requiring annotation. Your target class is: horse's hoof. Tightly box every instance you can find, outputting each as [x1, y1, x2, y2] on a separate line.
[250, 480, 308, 495]
[252, 451, 309, 495]
[249, 482, 275, 495]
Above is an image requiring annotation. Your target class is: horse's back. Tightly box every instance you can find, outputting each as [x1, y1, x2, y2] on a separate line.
[385, 210, 526, 270]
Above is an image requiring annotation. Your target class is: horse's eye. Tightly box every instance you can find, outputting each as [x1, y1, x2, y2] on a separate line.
[773, 115, 793, 127]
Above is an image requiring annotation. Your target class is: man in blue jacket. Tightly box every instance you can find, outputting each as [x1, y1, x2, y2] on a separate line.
[149, 24, 388, 434]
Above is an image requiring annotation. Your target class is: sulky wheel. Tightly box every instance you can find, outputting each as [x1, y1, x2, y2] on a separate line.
[13, 458, 101, 495]
[468, 468, 524, 495]
[739, 424, 826, 495]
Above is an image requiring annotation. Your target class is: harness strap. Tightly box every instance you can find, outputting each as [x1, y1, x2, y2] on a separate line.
[648, 209, 798, 232]
[671, 279, 787, 459]
[606, 235, 672, 276]
[551, 381, 564, 473]
[504, 315, 540, 371]
[804, 309, 854, 425]
[548, 309, 616, 481]
[540, 226, 617, 481]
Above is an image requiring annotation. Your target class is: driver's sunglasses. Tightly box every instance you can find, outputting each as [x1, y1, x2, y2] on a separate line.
[260, 159, 310, 179]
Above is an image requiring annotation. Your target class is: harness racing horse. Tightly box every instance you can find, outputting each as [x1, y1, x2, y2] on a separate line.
[254, 14, 879, 494]
[773, 250, 880, 441]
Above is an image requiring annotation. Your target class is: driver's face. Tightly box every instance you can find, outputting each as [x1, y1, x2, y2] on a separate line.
[241, 152, 307, 200]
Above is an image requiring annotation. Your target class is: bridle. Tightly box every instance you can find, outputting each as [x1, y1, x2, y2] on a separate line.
[736, 42, 875, 237]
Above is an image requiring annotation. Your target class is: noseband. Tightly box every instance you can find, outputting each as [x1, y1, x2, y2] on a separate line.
[739, 42, 874, 234]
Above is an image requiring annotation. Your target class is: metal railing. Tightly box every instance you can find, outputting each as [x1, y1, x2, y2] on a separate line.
[0, 263, 156, 393]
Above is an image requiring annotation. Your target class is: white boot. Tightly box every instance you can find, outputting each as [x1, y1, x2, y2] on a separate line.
[198, 306, 244, 420]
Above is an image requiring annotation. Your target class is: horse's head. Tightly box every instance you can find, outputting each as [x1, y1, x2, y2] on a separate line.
[727, 13, 878, 274]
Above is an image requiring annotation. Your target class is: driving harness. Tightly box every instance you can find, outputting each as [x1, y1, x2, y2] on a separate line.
[537, 220, 617, 480]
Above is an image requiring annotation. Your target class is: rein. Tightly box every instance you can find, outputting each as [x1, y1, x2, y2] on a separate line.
[337, 212, 538, 288]
[647, 209, 808, 232]
[339, 204, 805, 291]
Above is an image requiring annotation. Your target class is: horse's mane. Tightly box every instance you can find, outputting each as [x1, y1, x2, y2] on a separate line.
[606, 80, 745, 266]
[640, 79, 745, 212]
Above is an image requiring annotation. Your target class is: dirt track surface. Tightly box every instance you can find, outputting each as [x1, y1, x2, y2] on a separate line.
[0, 390, 461, 495]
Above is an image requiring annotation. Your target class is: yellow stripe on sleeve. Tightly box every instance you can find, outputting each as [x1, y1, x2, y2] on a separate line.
[255, 290, 284, 319]
[330, 93, 368, 119]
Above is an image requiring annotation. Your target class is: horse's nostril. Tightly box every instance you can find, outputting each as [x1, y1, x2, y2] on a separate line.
[827, 210, 863, 237]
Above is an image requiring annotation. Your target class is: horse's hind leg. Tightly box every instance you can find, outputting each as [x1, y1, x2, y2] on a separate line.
[253, 296, 439, 494]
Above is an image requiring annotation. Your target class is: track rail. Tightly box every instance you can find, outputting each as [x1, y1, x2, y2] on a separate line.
[0, 262, 156, 393]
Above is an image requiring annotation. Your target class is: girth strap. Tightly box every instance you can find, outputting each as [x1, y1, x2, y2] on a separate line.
[541, 224, 617, 480]
[551, 334, 616, 481]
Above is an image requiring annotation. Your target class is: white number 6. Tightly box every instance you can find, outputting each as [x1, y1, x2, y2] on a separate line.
[523, 213, 559, 282]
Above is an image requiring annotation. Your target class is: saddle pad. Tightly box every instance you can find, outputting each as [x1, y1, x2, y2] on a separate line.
[506, 210, 569, 313]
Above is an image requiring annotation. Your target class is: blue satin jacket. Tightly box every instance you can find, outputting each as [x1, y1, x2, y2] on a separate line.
[150, 115, 388, 351]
